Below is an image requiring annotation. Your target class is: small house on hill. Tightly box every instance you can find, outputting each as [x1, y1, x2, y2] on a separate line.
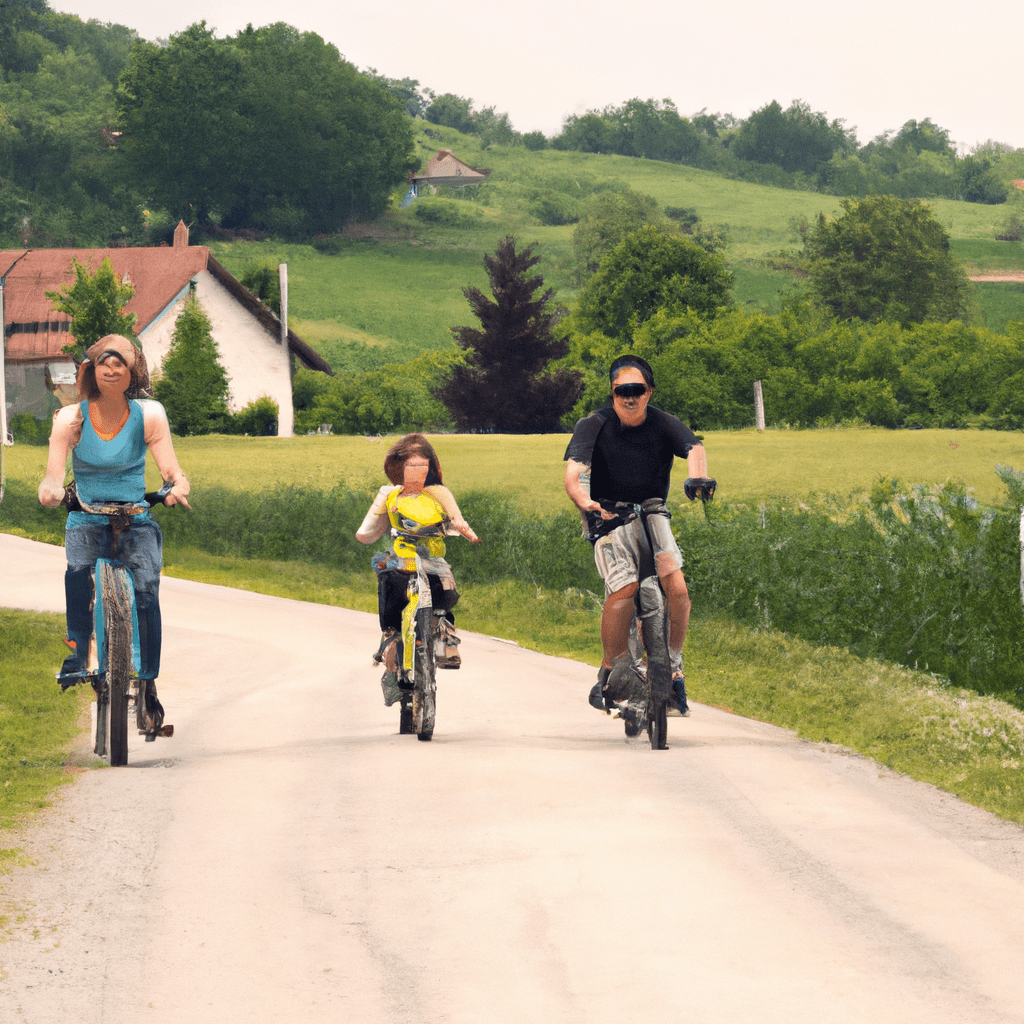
[1, 223, 332, 437]
[410, 149, 490, 191]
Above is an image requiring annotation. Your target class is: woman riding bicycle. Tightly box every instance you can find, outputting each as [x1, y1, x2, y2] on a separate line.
[356, 434, 479, 690]
[38, 334, 190, 712]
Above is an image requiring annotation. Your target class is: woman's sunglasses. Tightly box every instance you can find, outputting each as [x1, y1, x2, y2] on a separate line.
[613, 383, 648, 398]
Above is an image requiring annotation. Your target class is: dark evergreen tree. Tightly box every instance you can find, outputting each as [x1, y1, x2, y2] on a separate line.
[434, 237, 583, 433]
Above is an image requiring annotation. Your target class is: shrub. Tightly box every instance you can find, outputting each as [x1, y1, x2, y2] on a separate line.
[413, 199, 479, 228]
[229, 396, 278, 436]
[7, 413, 50, 445]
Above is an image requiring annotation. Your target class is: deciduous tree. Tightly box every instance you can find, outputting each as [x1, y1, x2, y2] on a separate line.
[573, 226, 734, 341]
[805, 195, 973, 326]
[45, 255, 136, 358]
[116, 22, 417, 234]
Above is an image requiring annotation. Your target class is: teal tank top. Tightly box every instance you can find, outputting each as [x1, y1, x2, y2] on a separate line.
[72, 399, 147, 505]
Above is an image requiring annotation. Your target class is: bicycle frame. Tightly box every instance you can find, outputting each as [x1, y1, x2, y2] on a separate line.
[594, 500, 673, 749]
[391, 524, 450, 742]
[65, 483, 173, 764]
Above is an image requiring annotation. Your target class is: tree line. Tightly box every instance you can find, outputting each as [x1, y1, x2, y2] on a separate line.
[4, 1, 1024, 250]
[0, 2, 417, 245]
[293, 196, 1024, 436]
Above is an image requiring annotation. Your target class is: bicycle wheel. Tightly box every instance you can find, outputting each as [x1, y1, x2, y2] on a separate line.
[636, 575, 670, 751]
[95, 561, 135, 765]
[412, 607, 437, 741]
[399, 694, 415, 734]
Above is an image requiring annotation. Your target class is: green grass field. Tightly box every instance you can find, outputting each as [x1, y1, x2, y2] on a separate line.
[205, 132, 1023, 373]
[7, 427, 1023, 515]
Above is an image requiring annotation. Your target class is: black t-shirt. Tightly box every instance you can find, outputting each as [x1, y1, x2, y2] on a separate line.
[564, 406, 701, 504]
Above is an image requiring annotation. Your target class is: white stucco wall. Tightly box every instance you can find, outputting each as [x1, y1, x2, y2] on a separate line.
[138, 271, 295, 437]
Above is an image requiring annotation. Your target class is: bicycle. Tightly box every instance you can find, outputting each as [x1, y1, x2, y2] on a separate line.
[60, 480, 176, 766]
[375, 522, 462, 742]
[588, 499, 676, 749]
[589, 479, 715, 750]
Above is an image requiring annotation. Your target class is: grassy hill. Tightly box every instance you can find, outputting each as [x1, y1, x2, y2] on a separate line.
[207, 126, 1024, 374]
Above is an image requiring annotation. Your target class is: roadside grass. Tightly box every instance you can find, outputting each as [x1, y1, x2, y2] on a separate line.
[0, 610, 92, 843]
[5, 427, 1023, 520]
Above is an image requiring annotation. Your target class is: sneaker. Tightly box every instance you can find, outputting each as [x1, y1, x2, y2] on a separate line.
[671, 671, 690, 717]
[437, 623, 461, 669]
[373, 628, 398, 666]
[380, 670, 403, 707]
[589, 665, 611, 711]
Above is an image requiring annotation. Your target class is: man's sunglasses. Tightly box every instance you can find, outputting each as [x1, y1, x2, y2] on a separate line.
[613, 383, 648, 398]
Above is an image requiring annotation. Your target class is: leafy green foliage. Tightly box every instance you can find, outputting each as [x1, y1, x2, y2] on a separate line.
[116, 22, 417, 234]
[434, 237, 583, 432]
[152, 298, 230, 436]
[413, 198, 480, 228]
[731, 99, 856, 175]
[239, 261, 281, 315]
[572, 226, 734, 341]
[571, 187, 664, 274]
[228, 396, 279, 436]
[292, 354, 453, 436]
[554, 98, 713, 167]
[44, 255, 136, 357]
[805, 196, 974, 326]
[679, 479, 1024, 707]
[621, 308, 1024, 430]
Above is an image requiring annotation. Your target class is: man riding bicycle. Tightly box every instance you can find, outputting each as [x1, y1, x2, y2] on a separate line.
[564, 354, 715, 717]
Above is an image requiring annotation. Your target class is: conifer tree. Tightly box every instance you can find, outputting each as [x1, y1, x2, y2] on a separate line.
[153, 298, 230, 436]
[435, 237, 582, 432]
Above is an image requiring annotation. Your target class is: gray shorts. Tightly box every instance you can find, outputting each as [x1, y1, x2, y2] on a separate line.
[593, 514, 683, 595]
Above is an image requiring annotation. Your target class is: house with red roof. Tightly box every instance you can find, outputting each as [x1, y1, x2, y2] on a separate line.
[1, 222, 332, 437]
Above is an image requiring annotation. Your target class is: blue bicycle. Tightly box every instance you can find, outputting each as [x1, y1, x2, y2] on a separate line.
[61, 481, 176, 766]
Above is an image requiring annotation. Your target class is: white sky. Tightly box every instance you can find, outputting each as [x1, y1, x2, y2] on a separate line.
[54, 0, 1022, 152]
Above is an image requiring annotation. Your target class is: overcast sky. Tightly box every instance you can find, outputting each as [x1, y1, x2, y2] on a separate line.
[55, 0, 1022, 152]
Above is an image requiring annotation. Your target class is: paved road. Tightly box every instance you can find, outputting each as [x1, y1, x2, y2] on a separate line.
[2, 533, 1023, 1024]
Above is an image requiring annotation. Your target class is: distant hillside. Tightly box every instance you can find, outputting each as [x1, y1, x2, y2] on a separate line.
[209, 125, 1024, 370]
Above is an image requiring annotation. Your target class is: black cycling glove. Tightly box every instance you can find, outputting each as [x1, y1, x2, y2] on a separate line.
[684, 477, 717, 502]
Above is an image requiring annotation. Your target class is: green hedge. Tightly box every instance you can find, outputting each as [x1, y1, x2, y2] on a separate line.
[6, 475, 1023, 707]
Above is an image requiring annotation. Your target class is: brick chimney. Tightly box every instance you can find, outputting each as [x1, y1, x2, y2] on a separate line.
[173, 220, 189, 248]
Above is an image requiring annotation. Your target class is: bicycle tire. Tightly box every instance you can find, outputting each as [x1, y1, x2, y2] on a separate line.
[636, 575, 671, 751]
[399, 694, 414, 734]
[413, 607, 437, 741]
[99, 561, 134, 766]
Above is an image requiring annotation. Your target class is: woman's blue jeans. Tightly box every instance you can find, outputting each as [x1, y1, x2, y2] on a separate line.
[61, 518, 163, 682]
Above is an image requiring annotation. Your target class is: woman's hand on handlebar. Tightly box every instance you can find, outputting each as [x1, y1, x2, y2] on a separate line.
[146, 479, 191, 510]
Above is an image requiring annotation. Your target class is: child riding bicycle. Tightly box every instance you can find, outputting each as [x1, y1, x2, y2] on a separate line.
[356, 434, 479, 701]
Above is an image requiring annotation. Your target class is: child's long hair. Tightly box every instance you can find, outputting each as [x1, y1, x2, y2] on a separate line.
[383, 433, 443, 486]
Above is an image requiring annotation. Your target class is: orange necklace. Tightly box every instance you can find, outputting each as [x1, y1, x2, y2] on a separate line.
[89, 403, 130, 442]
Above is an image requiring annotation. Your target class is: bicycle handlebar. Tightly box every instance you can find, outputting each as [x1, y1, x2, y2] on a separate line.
[62, 478, 177, 516]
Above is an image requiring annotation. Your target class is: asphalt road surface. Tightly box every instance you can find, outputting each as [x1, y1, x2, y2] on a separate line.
[2, 533, 1023, 1024]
